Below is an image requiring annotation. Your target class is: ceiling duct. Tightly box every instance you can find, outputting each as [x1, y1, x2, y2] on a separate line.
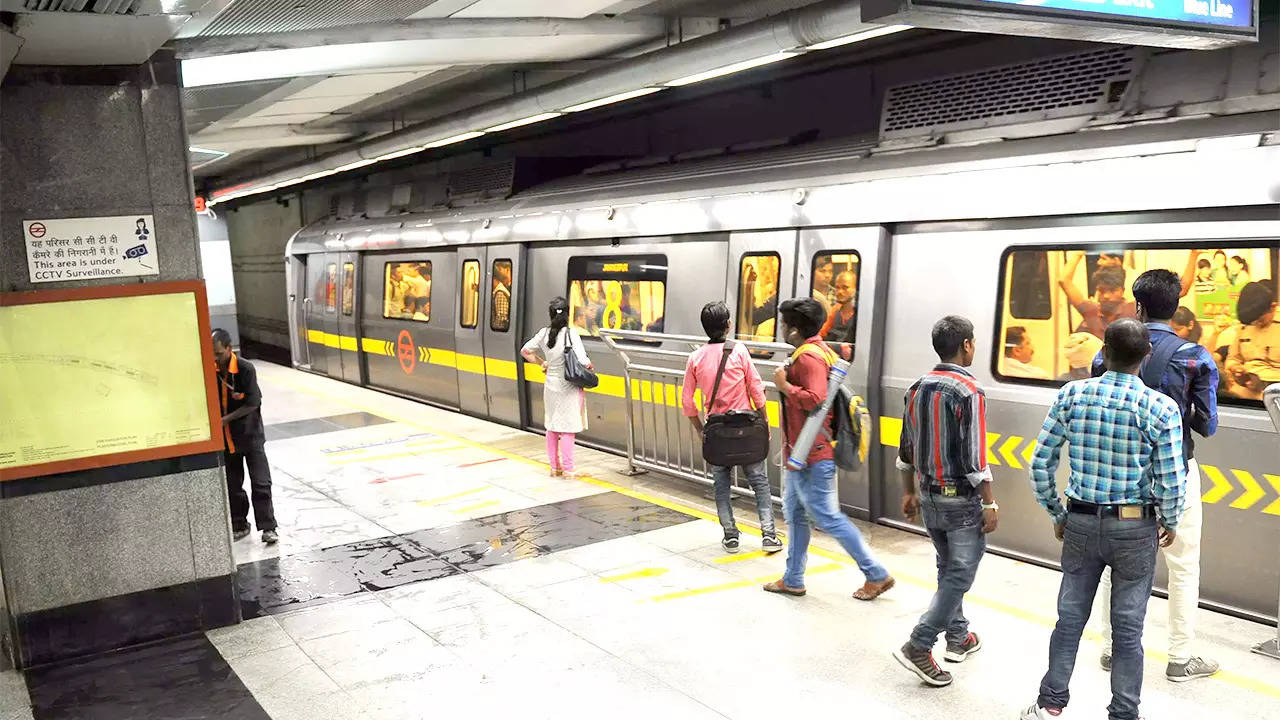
[21, 0, 139, 13]
[209, 0, 903, 203]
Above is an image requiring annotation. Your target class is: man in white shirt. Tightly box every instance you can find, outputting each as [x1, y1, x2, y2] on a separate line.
[1004, 326, 1051, 379]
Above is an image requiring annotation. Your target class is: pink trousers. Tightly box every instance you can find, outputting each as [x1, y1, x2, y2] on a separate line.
[545, 431, 576, 472]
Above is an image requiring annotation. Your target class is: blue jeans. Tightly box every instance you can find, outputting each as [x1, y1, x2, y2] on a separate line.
[710, 461, 776, 538]
[908, 492, 986, 651]
[1038, 512, 1158, 720]
[782, 460, 889, 587]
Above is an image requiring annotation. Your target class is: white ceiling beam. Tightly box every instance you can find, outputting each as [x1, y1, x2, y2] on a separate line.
[190, 124, 369, 151]
[171, 16, 666, 60]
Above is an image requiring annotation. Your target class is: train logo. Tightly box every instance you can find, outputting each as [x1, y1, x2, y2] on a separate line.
[397, 330, 416, 375]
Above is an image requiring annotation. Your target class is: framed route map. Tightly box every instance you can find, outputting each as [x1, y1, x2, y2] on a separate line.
[0, 281, 222, 481]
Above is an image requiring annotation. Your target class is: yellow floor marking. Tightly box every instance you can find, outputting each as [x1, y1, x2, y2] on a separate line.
[331, 451, 417, 465]
[648, 563, 841, 603]
[599, 567, 669, 583]
[453, 499, 501, 514]
[713, 550, 769, 564]
[416, 487, 487, 506]
[263, 371, 1280, 700]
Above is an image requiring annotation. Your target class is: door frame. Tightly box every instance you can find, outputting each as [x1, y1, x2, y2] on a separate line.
[454, 246, 489, 417]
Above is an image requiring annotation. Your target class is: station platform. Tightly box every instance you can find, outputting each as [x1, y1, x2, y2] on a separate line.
[5, 362, 1279, 719]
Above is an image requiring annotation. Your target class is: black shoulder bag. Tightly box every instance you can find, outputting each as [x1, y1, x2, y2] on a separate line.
[562, 328, 599, 390]
[700, 343, 770, 467]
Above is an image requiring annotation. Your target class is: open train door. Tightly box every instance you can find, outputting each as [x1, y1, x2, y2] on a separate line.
[796, 226, 888, 518]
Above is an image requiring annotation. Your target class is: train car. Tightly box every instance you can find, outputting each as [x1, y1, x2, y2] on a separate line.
[284, 76, 1280, 623]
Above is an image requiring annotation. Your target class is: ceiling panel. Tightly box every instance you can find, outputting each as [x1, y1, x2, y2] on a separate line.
[198, 0, 436, 36]
[182, 77, 293, 132]
[452, 0, 619, 17]
[233, 111, 331, 127]
[288, 71, 431, 99]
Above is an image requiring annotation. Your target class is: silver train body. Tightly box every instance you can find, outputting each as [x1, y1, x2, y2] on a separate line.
[285, 111, 1280, 621]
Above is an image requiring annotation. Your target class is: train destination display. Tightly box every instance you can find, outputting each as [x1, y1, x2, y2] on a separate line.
[0, 282, 222, 480]
[973, 0, 1251, 29]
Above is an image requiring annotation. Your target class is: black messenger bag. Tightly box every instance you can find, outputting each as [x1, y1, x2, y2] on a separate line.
[700, 342, 770, 467]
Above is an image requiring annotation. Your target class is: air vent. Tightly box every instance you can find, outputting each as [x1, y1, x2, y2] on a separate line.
[23, 0, 139, 13]
[198, 0, 434, 37]
[447, 160, 515, 204]
[879, 47, 1141, 140]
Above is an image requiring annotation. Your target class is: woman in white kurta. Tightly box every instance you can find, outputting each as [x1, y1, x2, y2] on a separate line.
[521, 297, 592, 475]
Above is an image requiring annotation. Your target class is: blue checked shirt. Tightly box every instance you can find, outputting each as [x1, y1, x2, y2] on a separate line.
[1030, 371, 1187, 529]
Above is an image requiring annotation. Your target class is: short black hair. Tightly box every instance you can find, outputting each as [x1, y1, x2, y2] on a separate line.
[1004, 326, 1026, 357]
[1171, 306, 1196, 327]
[1237, 281, 1275, 325]
[1104, 318, 1150, 368]
[211, 328, 232, 348]
[1094, 266, 1126, 293]
[1131, 269, 1180, 320]
[779, 297, 826, 338]
[932, 315, 974, 360]
[700, 301, 730, 342]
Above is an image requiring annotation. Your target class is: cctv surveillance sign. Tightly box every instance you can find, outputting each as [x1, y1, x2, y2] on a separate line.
[24, 215, 160, 283]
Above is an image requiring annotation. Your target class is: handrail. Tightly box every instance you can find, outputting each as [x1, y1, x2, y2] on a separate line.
[1253, 384, 1280, 660]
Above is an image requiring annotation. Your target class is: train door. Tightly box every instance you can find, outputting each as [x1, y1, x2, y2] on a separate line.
[725, 231, 796, 344]
[798, 226, 888, 516]
[482, 244, 524, 426]
[454, 247, 489, 417]
[318, 253, 343, 379]
[302, 254, 333, 375]
[335, 252, 362, 384]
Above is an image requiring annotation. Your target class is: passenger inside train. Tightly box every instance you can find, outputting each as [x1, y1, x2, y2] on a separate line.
[998, 245, 1279, 402]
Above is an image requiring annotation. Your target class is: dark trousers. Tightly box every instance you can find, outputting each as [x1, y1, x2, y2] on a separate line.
[1038, 512, 1157, 720]
[224, 447, 277, 532]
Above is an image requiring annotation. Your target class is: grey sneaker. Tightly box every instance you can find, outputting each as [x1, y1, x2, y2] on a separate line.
[232, 528, 250, 541]
[721, 535, 740, 553]
[1100, 653, 1111, 671]
[892, 642, 953, 687]
[761, 533, 784, 554]
[1166, 656, 1218, 682]
[262, 530, 279, 545]
[943, 632, 982, 663]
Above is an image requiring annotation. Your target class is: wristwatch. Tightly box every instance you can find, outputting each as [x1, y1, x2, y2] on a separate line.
[981, 502, 999, 511]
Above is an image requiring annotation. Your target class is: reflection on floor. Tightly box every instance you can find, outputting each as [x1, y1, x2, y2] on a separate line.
[5, 361, 1279, 720]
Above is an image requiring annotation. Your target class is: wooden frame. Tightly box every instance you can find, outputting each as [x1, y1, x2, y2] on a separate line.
[0, 280, 223, 481]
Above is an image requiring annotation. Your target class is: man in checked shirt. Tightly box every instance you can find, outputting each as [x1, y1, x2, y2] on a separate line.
[1021, 318, 1186, 720]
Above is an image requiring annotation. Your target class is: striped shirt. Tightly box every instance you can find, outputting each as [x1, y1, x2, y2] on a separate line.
[1030, 371, 1186, 529]
[895, 364, 992, 490]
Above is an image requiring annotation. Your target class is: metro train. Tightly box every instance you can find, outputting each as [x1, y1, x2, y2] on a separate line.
[284, 107, 1280, 621]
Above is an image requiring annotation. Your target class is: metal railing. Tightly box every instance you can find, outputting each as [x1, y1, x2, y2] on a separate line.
[597, 329, 792, 501]
[1254, 383, 1280, 659]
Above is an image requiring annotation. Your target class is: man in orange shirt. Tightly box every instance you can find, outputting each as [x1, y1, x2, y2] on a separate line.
[820, 271, 857, 343]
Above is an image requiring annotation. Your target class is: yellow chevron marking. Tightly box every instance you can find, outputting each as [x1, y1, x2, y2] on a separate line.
[599, 567, 668, 583]
[999, 435, 1024, 470]
[880, 416, 902, 447]
[418, 347, 429, 362]
[1262, 475, 1280, 516]
[1229, 469, 1264, 510]
[1021, 439, 1035, 466]
[986, 432, 1002, 466]
[1200, 464, 1232, 504]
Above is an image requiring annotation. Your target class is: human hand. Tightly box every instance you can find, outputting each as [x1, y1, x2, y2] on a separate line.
[982, 508, 998, 534]
[1158, 525, 1177, 547]
[901, 493, 919, 520]
[1054, 519, 1066, 542]
[772, 366, 788, 390]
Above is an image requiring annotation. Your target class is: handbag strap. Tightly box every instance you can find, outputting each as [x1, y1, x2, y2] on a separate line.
[705, 342, 734, 415]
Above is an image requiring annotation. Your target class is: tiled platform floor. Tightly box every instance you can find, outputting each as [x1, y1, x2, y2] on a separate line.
[6, 361, 1279, 719]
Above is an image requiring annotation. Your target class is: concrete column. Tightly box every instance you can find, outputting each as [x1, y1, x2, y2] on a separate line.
[0, 51, 238, 669]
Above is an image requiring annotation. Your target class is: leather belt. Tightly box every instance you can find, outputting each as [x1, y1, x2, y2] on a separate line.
[924, 483, 975, 498]
[1068, 500, 1154, 519]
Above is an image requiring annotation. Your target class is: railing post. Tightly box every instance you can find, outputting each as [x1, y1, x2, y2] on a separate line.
[1253, 384, 1280, 659]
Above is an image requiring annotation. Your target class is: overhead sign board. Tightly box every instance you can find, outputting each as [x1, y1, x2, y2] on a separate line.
[24, 215, 160, 283]
[0, 281, 222, 481]
[862, 0, 1257, 49]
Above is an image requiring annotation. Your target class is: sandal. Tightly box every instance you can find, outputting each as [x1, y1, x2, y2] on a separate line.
[853, 576, 895, 601]
[762, 579, 806, 597]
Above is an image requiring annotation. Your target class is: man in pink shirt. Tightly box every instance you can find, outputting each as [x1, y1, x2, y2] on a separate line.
[682, 302, 783, 554]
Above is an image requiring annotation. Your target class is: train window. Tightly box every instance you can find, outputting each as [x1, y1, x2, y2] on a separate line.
[341, 262, 355, 316]
[812, 251, 860, 344]
[1007, 251, 1052, 320]
[737, 253, 779, 342]
[383, 261, 431, 322]
[491, 259, 512, 333]
[460, 259, 480, 329]
[567, 255, 666, 337]
[325, 264, 336, 313]
[995, 244, 1279, 406]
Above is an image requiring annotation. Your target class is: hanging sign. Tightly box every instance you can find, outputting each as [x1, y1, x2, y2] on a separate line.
[23, 215, 160, 283]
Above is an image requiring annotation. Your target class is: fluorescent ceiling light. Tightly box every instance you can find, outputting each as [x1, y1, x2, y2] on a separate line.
[333, 158, 378, 173]
[664, 52, 797, 87]
[805, 24, 912, 51]
[372, 146, 427, 162]
[189, 146, 229, 158]
[299, 169, 339, 182]
[483, 112, 563, 133]
[563, 87, 663, 112]
[423, 131, 486, 148]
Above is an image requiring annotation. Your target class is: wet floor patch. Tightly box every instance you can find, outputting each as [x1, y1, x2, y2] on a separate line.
[26, 634, 270, 720]
[238, 492, 694, 618]
[263, 412, 392, 441]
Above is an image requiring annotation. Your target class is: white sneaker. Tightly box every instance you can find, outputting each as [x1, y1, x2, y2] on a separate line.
[1019, 703, 1062, 720]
